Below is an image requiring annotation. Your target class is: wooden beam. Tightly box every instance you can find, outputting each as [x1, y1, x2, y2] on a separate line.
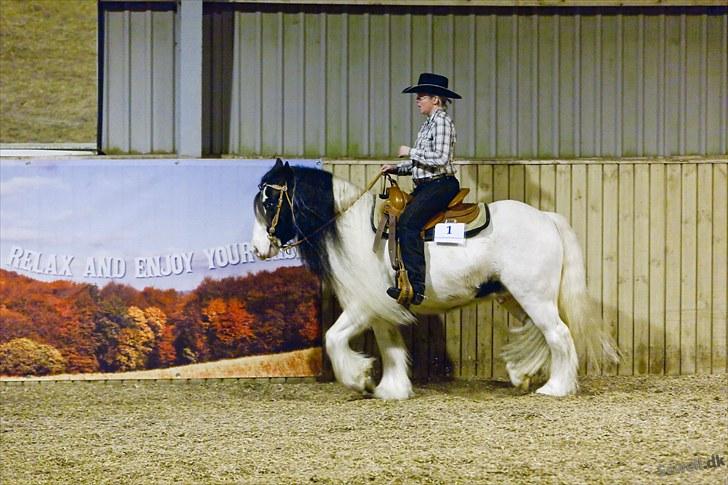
[98, 0, 728, 6]
[176, 0, 203, 157]
[206, 0, 727, 7]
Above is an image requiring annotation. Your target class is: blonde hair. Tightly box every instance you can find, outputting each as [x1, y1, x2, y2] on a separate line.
[432, 95, 452, 110]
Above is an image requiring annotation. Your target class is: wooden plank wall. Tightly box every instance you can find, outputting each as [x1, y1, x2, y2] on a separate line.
[321, 160, 727, 380]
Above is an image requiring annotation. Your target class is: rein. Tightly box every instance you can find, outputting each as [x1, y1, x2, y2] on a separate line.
[263, 172, 383, 251]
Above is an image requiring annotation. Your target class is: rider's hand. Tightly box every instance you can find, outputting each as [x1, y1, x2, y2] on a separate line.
[381, 164, 397, 174]
[397, 145, 411, 158]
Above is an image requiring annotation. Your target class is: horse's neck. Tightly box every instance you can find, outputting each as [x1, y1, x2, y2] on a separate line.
[327, 177, 415, 323]
[330, 178, 373, 243]
[327, 178, 378, 263]
[331, 177, 367, 214]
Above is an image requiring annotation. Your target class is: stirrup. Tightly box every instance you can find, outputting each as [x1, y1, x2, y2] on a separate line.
[388, 265, 425, 307]
[396, 268, 414, 305]
[386, 287, 424, 306]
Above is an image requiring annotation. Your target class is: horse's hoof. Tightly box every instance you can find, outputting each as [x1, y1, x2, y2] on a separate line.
[535, 381, 575, 397]
[373, 385, 414, 401]
[506, 362, 528, 389]
[339, 357, 375, 393]
[364, 377, 376, 394]
[517, 376, 531, 392]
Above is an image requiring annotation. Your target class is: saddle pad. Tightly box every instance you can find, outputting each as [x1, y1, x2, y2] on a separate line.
[370, 199, 491, 242]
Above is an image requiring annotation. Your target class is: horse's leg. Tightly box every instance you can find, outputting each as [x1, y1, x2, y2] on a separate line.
[371, 321, 413, 400]
[325, 309, 375, 394]
[511, 297, 578, 396]
[498, 294, 550, 391]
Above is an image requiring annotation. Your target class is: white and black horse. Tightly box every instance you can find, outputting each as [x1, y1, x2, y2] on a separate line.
[252, 159, 618, 400]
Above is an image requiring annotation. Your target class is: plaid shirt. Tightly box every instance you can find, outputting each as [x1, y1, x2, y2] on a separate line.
[396, 108, 457, 182]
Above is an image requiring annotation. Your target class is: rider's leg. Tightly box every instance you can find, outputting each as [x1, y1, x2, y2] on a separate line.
[395, 176, 460, 302]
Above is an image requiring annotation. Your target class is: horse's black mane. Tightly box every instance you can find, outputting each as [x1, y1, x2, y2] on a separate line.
[289, 166, 339, 282]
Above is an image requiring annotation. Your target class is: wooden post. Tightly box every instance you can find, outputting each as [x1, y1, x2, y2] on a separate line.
[177, 0, 203, 157]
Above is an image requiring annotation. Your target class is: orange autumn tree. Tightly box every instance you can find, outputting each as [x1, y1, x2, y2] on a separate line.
[296, 301, 319, 343]
[171, 293, 209, 365]
[0, 271, 100, 373]
[0, 305, 32, 341]
[52, 287, 99, 373]
[156, 325, 177, 367]
[203, 297, 254, 359]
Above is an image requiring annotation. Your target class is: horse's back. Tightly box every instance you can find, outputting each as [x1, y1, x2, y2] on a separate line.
[475, 199, 564, 268]
[427, 199, 558, 265]
[486, 199, 558, 235]
[488, 199, 546, 216]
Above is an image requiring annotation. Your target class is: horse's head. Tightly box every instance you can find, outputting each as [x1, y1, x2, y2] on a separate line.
[252, 158, 296, 259]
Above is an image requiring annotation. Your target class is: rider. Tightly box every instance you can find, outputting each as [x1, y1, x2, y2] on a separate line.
[381, 73, 461, 306]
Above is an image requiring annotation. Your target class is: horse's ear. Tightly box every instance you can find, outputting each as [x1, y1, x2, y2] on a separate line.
[282, 160, 294, 181]
[273, 158, 283, 170]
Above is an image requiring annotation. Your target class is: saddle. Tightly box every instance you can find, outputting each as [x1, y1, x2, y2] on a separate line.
[372, 176, 491, 305]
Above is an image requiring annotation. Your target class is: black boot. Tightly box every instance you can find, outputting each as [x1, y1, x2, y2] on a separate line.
[386, 287, 424, 305]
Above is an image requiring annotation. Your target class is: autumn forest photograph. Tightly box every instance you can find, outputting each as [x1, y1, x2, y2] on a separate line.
[0, 266, 321, 378]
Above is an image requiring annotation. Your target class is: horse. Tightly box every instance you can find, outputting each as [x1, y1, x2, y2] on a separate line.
[251, 159, 619, 400]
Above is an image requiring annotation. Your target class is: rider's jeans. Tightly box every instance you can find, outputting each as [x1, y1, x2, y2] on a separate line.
[398, 176, 460, 294]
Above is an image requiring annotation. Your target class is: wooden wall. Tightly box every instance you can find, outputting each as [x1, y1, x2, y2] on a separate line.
[321, 159, 727, 380]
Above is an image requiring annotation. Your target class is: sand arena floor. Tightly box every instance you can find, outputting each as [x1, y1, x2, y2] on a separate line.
[1, 374, 726, 484]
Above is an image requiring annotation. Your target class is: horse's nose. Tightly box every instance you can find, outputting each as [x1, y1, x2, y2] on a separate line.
[253, 246, 262, 258]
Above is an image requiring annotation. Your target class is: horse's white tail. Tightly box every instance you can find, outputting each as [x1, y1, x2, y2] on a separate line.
[547, 212, 620, 370]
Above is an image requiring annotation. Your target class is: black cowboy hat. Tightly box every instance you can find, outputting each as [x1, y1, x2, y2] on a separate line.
[402, 72, 461, 99]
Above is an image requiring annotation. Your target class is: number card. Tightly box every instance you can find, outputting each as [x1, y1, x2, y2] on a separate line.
[434, 222, 465, 245]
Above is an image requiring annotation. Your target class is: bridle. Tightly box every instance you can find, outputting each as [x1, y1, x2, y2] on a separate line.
[260, 181, 293, 246]
[259, 181, 302, 252]
[259, 172, 384, 252]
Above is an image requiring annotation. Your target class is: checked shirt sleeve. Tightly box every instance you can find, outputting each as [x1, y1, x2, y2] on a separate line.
[395, 159, 414, 176]
[408, 114, 454, 168]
